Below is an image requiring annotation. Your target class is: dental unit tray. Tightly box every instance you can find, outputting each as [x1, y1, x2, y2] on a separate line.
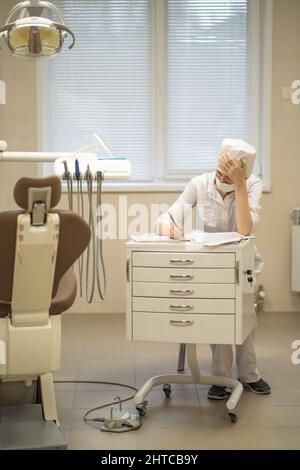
[54, 156, 131, 180]
[0, 151, 131, 181]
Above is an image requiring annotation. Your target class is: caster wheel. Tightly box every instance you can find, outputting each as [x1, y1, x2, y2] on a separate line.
[137, 408, 146, 417]
[163, 384, 172, 398]
[228, 408, 239, 423]
[136, 402, 147, 417]
[229, 413, 238, 423]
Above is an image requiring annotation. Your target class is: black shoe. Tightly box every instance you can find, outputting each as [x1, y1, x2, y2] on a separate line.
[207, 385, 230, 400]
[240, 378, 271, 395]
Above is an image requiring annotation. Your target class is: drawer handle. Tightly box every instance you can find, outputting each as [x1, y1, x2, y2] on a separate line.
[170, 274, 194, 280]
[170, 320, 194, 326]
[170, 304, 194, 311]
[170, 259, 194, 264]
[170, 289, 194, 295]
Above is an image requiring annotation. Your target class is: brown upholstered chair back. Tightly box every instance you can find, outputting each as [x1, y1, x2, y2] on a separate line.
[0, 176, 91, 314]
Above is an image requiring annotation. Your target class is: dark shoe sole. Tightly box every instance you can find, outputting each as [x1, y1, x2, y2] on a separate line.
[207, 394, 228, 400]
[242, 383, 271, 395]
[207, 390, 231, 400]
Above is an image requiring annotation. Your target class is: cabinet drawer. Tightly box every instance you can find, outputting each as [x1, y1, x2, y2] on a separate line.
[132, 252, 235, 268]
[132, 312, 235, 344]
[133, 267, 235, 284]
[132, 282, 235, 299]
[133, 297, 235, 314]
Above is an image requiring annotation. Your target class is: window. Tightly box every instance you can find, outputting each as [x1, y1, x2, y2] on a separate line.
[41, 0, 153, 182]
[40, 0, 272, 188]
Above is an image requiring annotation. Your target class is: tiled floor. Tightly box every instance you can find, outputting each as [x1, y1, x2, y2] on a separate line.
[55, 312, 300, 450]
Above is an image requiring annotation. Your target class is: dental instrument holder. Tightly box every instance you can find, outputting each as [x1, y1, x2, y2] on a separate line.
[54, 155, 132, 181]
[61, 162, 107, 303]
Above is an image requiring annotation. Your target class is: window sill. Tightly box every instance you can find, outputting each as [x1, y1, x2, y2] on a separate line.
[60, 181, 271, 193]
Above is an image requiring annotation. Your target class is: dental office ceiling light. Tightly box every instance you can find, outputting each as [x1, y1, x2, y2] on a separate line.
[0, 0, 75, 59]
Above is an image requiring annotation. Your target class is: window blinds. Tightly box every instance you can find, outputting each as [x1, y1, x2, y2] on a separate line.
[165, 0, 251, 176]
[42, 0, 153, 181]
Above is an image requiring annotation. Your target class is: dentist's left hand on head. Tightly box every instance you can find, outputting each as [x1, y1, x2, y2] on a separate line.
[218, 153, 252, 236]
[218, 154, 247, 188]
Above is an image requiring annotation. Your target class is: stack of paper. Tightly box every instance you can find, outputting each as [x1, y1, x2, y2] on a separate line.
[131, 232, 254, 246]
[186, 231, 255, 246]
[130, 233, 188, 242]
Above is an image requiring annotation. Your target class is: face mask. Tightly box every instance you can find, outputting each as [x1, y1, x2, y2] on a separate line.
[215, 176, 235, 193]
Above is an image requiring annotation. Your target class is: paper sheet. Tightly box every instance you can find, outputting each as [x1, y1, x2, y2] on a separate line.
[130, 233, 189, 242]
[186, 231, 255, 246]
[130, 232, 255, 246]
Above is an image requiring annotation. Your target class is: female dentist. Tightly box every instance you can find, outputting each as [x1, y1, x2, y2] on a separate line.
[156, 139, 271, 399]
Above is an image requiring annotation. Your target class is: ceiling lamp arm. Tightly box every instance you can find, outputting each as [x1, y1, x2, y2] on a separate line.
[53, 23, 76, 49]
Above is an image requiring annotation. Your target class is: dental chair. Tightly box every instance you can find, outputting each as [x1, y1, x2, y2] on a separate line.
[0, 176, 91, 450]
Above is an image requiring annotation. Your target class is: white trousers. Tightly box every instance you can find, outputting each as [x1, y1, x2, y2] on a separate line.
[211, 326, 260, 384]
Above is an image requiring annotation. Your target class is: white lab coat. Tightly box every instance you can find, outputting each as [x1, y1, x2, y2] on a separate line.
[157, 171, 262, 383]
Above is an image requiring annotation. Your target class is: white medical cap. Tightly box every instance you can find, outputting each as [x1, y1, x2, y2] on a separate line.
[219, 138, 256, 177]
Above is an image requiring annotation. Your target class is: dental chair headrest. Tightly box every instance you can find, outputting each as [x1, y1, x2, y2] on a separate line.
[14, 176, 61, 210]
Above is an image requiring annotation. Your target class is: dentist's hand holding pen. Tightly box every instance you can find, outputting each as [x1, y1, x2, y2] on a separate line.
[156, 220, 183, 239]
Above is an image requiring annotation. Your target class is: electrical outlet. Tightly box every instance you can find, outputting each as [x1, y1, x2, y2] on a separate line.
[282, 86, 293, 100]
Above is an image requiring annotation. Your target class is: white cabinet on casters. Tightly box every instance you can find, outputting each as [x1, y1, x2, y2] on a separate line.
[126, 239, 256, 423]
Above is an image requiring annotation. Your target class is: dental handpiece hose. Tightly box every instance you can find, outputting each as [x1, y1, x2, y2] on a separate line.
[85, 165, 96, 303]
[75, 159, 84, 297]
[63, 160, 73, 211]
[96, 171, 106, 300]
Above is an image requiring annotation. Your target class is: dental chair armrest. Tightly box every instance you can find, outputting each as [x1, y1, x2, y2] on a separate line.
[50, 268, 77, 315]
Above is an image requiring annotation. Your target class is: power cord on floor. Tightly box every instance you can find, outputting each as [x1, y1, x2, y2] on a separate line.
[54, 380, 142, 432]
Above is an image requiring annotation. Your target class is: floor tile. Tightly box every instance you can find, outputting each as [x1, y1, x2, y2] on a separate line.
[55, 312, 300, 449]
